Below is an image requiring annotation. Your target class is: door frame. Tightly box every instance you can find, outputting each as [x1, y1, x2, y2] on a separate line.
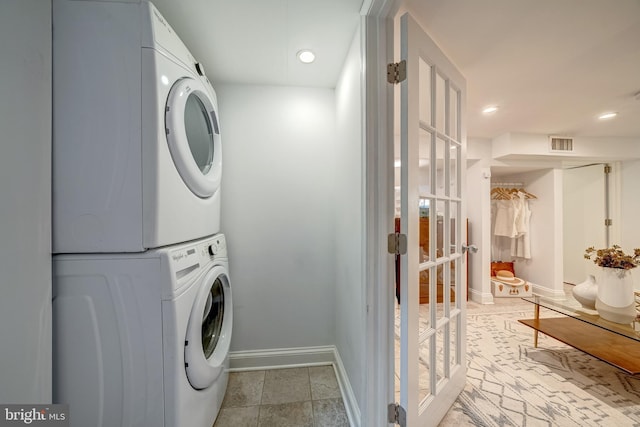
[361, 0, 402, 425]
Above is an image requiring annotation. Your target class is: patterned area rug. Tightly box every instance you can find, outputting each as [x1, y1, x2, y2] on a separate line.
[440, 307, 640, 426]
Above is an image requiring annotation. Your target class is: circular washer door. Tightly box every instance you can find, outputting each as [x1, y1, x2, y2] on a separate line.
[184, 265, 232, 390]
[165, 76, 222, 198]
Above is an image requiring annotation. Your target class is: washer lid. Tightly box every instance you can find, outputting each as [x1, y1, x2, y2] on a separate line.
[166, 76, 222, 198]
[184, 265, 231, 390]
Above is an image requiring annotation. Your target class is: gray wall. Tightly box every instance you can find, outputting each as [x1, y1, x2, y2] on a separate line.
[0, 0, 52, 403]
[334, 26, 365, 412]
[216, 33, 367, 411]
[218, 84, 337, 351]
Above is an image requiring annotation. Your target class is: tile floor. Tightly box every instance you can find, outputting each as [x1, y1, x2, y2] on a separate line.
[213, 366, 349, 427]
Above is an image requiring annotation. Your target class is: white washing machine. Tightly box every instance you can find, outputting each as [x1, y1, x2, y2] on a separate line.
[53, 234, 232, 427]
[53, 0, 222, 253]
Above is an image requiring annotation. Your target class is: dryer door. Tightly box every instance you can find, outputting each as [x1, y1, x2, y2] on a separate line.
[166, 77, 222, 198]
[184, 264, 232, 390]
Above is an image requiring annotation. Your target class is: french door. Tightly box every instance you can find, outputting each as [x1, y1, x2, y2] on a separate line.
[394, 11, 467, 426]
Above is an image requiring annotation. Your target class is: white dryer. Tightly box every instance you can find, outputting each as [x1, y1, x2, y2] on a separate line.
[53, 234, 232, 427]
[53, 0, 222, 253]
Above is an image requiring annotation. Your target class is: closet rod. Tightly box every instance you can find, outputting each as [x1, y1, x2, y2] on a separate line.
[491, 182, 524, 187]
[563, 162, 607, 170]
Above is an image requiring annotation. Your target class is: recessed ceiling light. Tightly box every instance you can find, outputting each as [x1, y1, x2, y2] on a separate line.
[482, 105, 499, 114]
[598, 112, 617, 120]
[297, 50, 315, 64]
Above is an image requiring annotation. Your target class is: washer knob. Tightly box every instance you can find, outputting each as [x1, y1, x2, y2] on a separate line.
[208, 244, 217, 256]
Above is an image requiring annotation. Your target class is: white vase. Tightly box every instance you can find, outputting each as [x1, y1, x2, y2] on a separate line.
[595, 267, 636, 324]
[572, 274, 597, 310]
[595, 298, 636, 324]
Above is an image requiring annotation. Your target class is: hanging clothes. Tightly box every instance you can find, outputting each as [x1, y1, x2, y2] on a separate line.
[510, 191, 532, 258]
[493, 199, 517, 237]
[491, 186, 536, 260]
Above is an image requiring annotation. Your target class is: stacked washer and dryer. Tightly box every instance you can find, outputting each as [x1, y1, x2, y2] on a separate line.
[52, 1, 232, 426]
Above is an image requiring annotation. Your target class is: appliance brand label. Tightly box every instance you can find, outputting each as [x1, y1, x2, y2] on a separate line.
[152, 9, 168, 29]
[0, 405, 68, 426]
[151, 7, 173, 35]
[172, 247, 197, 263]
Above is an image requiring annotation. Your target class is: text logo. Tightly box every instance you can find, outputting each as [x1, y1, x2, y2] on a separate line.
[1, 405, 68, 427]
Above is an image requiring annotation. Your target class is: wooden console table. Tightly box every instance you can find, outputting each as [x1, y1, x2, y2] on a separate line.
[519, 295, 640, 375]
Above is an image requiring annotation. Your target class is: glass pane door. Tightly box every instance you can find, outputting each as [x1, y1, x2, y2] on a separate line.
[396, 11, 467, 426]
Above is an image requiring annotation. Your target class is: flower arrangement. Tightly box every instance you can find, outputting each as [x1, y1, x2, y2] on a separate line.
[584, 245, 640, 270]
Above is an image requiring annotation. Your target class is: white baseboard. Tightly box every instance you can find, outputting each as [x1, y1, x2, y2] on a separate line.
[469, 287, 495, 304]
[228, 345, 336, 371]
[531, 281, 566, 300]
[228, 345, 361, 427]
[332, 348, 361, 427]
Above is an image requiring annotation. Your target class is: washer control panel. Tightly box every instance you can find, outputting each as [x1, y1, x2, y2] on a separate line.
[168, 234, 227, 288]
[206, 235, 226, 258]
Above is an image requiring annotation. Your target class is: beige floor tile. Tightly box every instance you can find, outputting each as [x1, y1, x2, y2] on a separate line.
[312, 398, 349, 427]
[216, 367, 350, 426]
[309, 365, 341, 400]
[258, 401, 313, 427]
[213, 406, 259, 427]
[222, 370, 266, 408]
[261, 367, 311, 405]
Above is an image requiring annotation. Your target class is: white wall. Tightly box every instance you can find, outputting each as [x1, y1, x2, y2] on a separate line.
[497, 169, 565, 297]
[620, 159, 640, 250]
[466, 139, 494, 303]
[218, 84, 337, 351]
[492, 132, 640, 160]
[563, 164, 607, 284]
[621, 159, 640, 285]
[334, 26, 365, 413]
[0, 0, 52, 403]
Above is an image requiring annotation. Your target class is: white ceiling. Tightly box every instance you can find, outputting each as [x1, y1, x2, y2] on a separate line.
[151, 0, 363, 88]
[152, 0, 640, 141]
[404, 0, 640, 140]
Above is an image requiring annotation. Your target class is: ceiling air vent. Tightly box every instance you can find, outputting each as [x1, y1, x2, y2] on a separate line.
[549, 136, 574, 152]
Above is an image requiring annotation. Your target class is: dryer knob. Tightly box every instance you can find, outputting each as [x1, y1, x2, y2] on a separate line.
[208, 244, 217, 256]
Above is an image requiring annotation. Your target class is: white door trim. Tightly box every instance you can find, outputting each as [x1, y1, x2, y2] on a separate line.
[361, 0, 400, 425]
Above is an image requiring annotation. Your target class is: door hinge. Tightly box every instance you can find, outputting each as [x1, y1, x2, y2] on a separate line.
[605, 218, 613, 226]
[388, 233, 407, 255]
[604, 164, 612, 174]
[388, 403, 407, 426]
[387, 60, 406, 84]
